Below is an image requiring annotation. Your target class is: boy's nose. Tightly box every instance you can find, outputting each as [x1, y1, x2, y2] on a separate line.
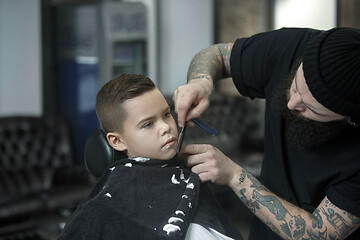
[160, 121, 171, 135]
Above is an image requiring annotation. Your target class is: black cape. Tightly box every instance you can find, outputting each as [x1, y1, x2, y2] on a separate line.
[59, 156, 243, 240]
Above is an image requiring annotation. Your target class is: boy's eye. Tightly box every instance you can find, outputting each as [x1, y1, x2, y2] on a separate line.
[143, 122, 153, 129]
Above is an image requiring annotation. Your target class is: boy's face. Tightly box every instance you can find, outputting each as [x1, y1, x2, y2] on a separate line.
[108, 88, 179, 160]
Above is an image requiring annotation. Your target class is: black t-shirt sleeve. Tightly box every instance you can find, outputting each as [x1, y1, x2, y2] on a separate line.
[230, 27, 320, 99]
[327, 170, 360, 217]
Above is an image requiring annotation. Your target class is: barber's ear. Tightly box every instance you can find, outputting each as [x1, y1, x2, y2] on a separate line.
[106, 132, 127, 152]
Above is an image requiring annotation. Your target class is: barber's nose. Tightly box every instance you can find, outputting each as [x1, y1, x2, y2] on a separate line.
[287, 93, 305, 112]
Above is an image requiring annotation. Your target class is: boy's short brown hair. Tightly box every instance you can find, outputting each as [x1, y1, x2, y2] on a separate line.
[96, 74, 155, 133]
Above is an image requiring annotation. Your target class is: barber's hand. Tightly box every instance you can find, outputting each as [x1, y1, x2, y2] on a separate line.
[181, 144, 241, 186]
[173, 78, 213, 127]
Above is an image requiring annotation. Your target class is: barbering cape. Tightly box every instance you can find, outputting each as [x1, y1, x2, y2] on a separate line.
[59, 156, 243, 240]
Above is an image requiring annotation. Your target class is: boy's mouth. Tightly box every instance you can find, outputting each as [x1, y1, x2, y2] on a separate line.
[163, 137, 176, 148]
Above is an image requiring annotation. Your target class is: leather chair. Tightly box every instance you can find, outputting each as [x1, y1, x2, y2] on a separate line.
[0, 116, 93, 238]
[84, 130, 126, 179]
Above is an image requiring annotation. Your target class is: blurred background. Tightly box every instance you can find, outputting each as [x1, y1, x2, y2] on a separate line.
[0, 0, 359, 239]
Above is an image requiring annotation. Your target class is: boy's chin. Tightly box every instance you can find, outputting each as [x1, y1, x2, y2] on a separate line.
[159, 150, 177, 160]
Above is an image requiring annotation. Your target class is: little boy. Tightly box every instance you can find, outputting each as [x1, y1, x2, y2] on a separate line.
[59, 74, 243, 240]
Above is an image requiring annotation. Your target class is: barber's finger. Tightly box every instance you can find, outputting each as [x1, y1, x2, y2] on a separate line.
[191, 163, 218, 183]
[185, 100, 209, 122]
[197, 172, 216, 183]
[182, 144, 213, 155]
[173, 92, 194, 127]
[184, 145, 216, 169]
[189, 160, 206, 174]
[185, 152, 205, 168]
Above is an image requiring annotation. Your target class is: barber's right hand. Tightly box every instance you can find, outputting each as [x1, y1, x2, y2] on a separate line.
[182, 144, 241, 187]
[173, 77, 213, 127]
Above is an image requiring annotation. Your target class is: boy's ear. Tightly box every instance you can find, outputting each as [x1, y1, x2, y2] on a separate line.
[106, 132, 127, 152]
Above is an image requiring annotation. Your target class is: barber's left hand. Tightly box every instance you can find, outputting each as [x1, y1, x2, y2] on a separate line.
[181, 144, 241, 186]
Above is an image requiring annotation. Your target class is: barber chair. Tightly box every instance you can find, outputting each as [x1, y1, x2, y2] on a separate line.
[84, 130, 126, 179]
[0, 116, 93, 239]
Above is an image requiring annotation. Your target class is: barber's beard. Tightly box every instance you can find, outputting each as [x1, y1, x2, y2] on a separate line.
[273, 68, 348, 149]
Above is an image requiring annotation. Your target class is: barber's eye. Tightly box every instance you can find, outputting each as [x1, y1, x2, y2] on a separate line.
[164, 112, 171, 118]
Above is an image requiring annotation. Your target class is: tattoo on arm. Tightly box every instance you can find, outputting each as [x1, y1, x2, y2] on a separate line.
[347, 213, 360, 224]
[238, 188, 259, 213]
[321, 207, 350, 237]
[311, 209, 323, 229]
[266, 221, 281, 235]
[190, 75, 211, 81]
[253, 191, 288, 221]
[254, 191, 306, 239]
[236, 169, 360, 239]
[217, 43, 233, 76]
[322, 198, 360, 238]
[187, 43, 233, 83]
[306, 228, 327, 239]
[238, 169, 307, 239]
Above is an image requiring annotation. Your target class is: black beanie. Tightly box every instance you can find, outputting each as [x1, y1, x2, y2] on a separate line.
[303, 27, 360, 124]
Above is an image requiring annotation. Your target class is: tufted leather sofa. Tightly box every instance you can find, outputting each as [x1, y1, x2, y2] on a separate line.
[0, 116, 93, 237]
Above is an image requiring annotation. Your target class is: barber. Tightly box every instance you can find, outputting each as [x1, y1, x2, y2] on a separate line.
[173, 27, 360, 239]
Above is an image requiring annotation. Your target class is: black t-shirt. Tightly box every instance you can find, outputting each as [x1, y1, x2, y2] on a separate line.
[230, 28, 360, 239]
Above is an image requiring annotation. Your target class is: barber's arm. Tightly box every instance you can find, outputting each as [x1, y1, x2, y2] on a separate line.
[173, 43, 233, 127]
[183, 144, 360, 240]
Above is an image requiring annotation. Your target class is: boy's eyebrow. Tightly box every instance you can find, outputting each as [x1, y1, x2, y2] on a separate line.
[136, 116, 153, 127]
[136, 106, 171, 127]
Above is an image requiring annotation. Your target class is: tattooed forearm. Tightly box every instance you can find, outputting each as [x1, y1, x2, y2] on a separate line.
[187, 43, 232, 83]
[311, 209, 323, 229]
[239, 168, 267, 192]
[306, 227, 327, 239]
[187, 45, 223, 82]
[234, 168, 360, 239]
[347, 213, 360, 224]
[217, 43, 233, 76]
[254, 191, 306, 239]
[189, 75, 211, 81]
[237, 168, 307, 239]
[253, 191, 288, 221]
[267, 221, 281, 235]
[321, 208, 351, 237]
[239, 188, 259, 213]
